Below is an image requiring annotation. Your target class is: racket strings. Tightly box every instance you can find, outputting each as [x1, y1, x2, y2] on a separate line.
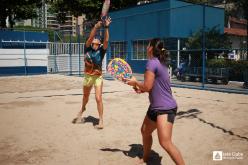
[107, 58, 132, 81]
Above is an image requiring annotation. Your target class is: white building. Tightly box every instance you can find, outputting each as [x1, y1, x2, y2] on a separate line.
[225, 17, 247, 60]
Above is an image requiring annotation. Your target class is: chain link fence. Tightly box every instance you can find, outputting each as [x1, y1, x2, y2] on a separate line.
[0, 1, 247, 94]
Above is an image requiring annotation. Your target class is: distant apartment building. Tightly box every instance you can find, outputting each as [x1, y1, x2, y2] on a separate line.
[45, 12, 85, 36]
[56, 14, 85, 36]
[9, 4, 84, 37]
[14, 4, 86, 37]
[32, 3, 48, 28]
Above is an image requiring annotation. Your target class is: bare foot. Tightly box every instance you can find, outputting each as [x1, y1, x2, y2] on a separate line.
[72, 108, 86, 124]
[94, 124, 104, 129]
[94, 119, 104, 129]
[72, 117, 84, 124]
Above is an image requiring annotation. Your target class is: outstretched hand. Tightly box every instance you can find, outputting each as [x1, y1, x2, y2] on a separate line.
[104, 17, 112, 27]
[124, 76, 144, 94]
[124, 76, 137, 87]
[133, 86, 144, 94]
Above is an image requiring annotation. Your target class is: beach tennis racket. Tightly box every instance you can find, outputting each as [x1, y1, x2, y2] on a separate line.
[101, 0, 111, 23]
[107, 58, 133, 82]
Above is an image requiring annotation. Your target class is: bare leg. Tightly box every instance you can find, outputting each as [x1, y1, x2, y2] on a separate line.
[137, 116, 156, 164]
[80, 86, 93, 113]
[94, 82, 104, 129]
[156, 114, 185, 165]
[73, 85, 92, 123]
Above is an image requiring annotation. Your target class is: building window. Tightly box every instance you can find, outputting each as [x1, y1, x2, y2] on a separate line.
[132, 40, 149, 60]
[110, 41, 128, 59]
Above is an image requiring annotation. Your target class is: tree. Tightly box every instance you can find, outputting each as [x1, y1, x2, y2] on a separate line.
[49, 0, 148, 23]
[185, 26, 231, 66]
[225, 0, 248, 20]
[0, 0, 42, 28]
[185, 0, 247, 21]
[186, 26, 231, 49]
[48, 0, 143, 39]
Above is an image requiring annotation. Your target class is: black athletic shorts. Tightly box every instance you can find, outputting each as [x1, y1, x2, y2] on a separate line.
[146, 107, 177, 124]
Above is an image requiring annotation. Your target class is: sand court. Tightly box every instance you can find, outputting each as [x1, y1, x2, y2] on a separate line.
[0, 74, 247, 165]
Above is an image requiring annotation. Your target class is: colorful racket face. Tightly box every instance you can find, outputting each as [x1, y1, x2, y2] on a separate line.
[107, 58, 132, 81]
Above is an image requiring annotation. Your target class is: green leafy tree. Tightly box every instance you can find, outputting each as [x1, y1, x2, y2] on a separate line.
[0, 0, 43, 28]
[49, 0, 144, 23]
[186, 26, 231, 49]
[225, 0, 248, 20]
[49, 0, 101, 23]
[186, 0, 247, 20]
[48, 0, 143, 40]
[185, 26, 231, 66]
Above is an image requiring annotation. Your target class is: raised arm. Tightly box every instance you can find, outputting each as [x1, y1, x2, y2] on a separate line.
[85, 21, 102, 48]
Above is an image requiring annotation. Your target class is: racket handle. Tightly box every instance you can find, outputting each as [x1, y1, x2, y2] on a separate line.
[133, 86, 143, 94]
[133, 85, 139, 90]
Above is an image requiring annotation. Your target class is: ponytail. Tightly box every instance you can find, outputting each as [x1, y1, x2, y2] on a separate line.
[149, 38, 170, 66]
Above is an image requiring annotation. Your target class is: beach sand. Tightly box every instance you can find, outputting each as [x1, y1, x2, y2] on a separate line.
[0, 74, 247, 165]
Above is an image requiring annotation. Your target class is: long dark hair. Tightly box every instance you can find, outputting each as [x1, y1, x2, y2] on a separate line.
[149, 38, 170, 66]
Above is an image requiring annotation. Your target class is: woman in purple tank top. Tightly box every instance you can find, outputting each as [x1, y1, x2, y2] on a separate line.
[126, 38, 185, 165]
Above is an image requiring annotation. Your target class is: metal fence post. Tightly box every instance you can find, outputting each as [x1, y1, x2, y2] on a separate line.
[177, 38, 180, 68]
[0, 39, 2, 48]
[77, 25, 81, 76]
[54, 31, 57, 72]
[202, 3, 206, 89]
[23, 30, 28, 75]
[69, 31, 72, 75]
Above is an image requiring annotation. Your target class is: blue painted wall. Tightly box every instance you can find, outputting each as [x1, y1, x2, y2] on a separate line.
[0, 66, 47, 76]
[109, 0, 170, 41]
[108, 0, 224, 73]
[0, 30, 48, 41]
[170, 0, 224, 37]
[0, 30, 48, 48]
[0, 31, 49, 75]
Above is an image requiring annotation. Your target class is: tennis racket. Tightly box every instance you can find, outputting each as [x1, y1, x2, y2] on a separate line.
[107, 58, 132, 82]
[101, 0, 111, 22]
[107, 58, 140, 92]
[98, 0, 111, 39]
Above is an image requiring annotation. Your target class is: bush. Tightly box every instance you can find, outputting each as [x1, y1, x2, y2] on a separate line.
[207, 58, 227, 68]
[207, 59, 248, 81]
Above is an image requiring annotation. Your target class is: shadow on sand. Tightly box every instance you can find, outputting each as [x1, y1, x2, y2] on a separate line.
[72, 115, 99, 126]
[100, 144, 162, 165]
[177, 109, 248, 141]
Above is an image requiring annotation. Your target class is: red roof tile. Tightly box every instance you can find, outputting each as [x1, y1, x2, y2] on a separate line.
[224, 28, 247, 37]
[229, 17, 247, 25]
